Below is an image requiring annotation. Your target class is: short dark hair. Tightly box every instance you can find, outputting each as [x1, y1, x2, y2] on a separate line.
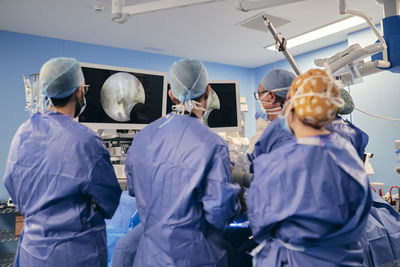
[50, 94, 74, 107]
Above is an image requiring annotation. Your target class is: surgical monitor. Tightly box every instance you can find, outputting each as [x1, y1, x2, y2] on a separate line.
[79, 62, 167, 130]
[166, 80, 240, 132]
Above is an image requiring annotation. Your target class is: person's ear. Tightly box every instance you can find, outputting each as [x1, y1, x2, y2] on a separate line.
[270, 91, 277, 103]
[168, 89, 180, 104]
[73, 87, 82, 102]
[204, 85, 211, 101]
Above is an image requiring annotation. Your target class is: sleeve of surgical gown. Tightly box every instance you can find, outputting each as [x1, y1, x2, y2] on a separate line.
[83, 144, 122, 219]
[201, 144, 241, 230]
[3, 128, 23, 211]
[125, 157, 135, 198]
[247, 153, 289, 241]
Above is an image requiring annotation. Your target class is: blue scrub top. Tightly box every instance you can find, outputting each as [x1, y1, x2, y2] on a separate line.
[326, 117, 369, 159]
[125, 113, 241, 267]
[248, 133, 371, 266]
[252, 118, 294, 158]
[3, 112, 122, 267]
[361, 190, 400, 266]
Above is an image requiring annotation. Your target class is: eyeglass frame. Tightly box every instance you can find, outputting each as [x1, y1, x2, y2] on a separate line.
[80, 84, 90, 95]
[253, 90, 269, 100]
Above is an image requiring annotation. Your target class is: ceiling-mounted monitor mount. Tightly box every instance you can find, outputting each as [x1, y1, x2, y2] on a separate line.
[112, 0, 225, 23]
[111, 0, 308, 23]
[235, 0, 307, 12]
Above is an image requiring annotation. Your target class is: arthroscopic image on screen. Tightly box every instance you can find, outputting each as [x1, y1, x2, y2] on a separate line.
[79, 65, 165, 126]
[166, 82, 239, 129]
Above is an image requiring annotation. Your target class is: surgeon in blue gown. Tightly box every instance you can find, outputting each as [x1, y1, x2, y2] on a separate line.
[252, 88, 369, 160]
[125, 58, 241, 267]
[247, 68, 372, 267]
[3, 57, 122, 267]
[249, 82, 400, 266]
[248, 69, 296, 155]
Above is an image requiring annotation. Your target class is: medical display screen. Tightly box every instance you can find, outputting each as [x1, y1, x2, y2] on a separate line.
[166, 81, 239, 130]
[78, 63, 166, 129]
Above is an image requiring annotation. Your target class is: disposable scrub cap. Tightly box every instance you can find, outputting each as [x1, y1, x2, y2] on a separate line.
[288, 68, 344, 128]
[39, 57, 84, 98]
[338, 88, 355, 115]
[259, 69, 296, 98]
[169, 58, 208, 112]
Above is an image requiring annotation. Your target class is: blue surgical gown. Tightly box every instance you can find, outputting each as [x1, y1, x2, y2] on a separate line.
[248, 133, 372, 267]
[252, 116, 369, 161]
[125, 113, 241, 267]
[248, 118, 295, 173]
[3, 112, 122, 267]
[326, 117, 369, 159]
[252, 118, 294, 159]
[361, 191, 400, 267]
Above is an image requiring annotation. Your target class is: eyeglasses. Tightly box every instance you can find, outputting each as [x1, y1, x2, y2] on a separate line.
[253, 90, 269, 100]
[81, 84, 90, 95]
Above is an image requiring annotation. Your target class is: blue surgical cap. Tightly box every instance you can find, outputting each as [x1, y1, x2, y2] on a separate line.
[169, 58, 208, 103]
[259, 69, 296, 98]
[39, 57, 84, 98]
[338, 88, 354, 115]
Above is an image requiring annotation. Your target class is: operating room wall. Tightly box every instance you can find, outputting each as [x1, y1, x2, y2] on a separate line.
[253, 27, 400, 192]
[0, 30, 256, 200]
[346, 27, 400, 192]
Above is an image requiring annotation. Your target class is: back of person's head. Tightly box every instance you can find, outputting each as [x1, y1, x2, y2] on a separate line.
[287, 68, 344, 129]
[259, 69, 296, 104]
[39, 57, 84, 106]
[338, 88, 354, 115]
[169, 58, 208, 112]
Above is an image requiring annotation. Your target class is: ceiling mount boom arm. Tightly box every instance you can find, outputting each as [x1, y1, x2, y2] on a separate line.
[112, 0, 225, 23]
[340, 0, 390, 67]
[263, 16, 302, 75]
[236, 0, 306, 12]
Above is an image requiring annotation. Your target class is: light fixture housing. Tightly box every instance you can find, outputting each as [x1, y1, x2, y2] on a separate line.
[265, 16, 366, 51]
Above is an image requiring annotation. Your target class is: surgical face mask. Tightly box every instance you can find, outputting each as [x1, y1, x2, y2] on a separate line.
[258, 98, 282, 117]
[278, 115, 293, 136]
[74, 93, 86, 118]
[257, 99, 267, 114]
[257, 87, 289, 116]
[44, 97, 55, 113]
[172, 99, 205, 116]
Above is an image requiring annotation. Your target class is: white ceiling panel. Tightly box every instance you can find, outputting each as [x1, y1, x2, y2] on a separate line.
[0, 0, 385, 67]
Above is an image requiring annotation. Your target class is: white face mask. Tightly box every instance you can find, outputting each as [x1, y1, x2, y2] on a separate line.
[74, 94, 86, 118]
[172, 99, 206, 116]
[258, 89, 286, 116]
[258, 100, 283, 115]
[78, 95, 86, 116]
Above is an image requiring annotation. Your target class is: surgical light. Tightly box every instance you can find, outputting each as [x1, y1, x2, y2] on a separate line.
[265, 16, 366, 51]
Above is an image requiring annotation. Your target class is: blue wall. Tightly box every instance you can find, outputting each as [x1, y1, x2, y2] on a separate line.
[0, 30, 256, 200]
